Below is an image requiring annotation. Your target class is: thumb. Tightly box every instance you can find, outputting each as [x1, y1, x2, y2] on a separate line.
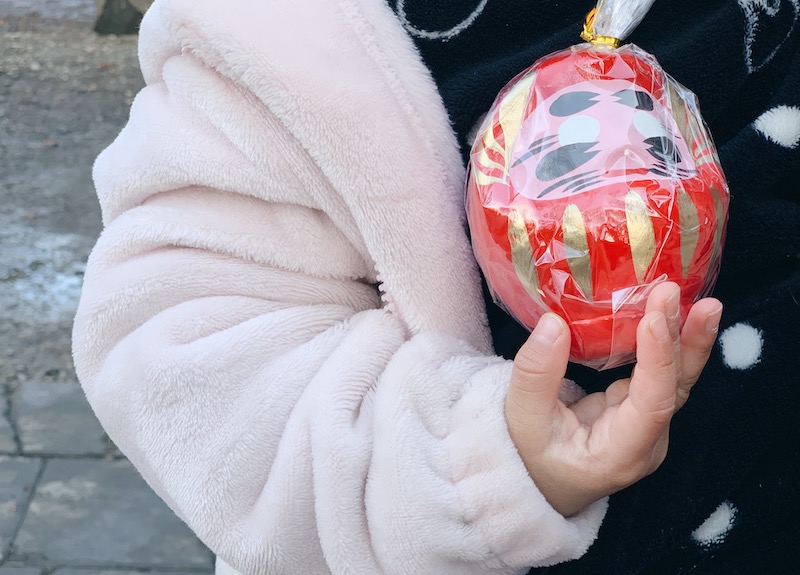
[507, 313, 572, 427]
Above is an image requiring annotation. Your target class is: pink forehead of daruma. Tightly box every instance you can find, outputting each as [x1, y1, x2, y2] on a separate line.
[508, 79, 694, 201]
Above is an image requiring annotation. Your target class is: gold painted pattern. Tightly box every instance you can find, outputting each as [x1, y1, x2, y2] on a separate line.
[707, 185, 726, 280]
[508, 207, 543, 305]
[668, 80, 717, 167]
[473, 72, 536, 187]
[625, 191, 656, 284]
[667, 81, 690, 142]
[562, 204, 593, 301]
[678, 188, 700, 278]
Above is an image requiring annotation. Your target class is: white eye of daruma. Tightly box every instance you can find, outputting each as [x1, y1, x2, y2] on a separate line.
[633, 110, 668, 139]
[558, 115, 600, 146]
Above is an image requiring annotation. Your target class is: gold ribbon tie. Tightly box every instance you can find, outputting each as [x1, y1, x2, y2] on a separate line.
[580, 7, 621, 48]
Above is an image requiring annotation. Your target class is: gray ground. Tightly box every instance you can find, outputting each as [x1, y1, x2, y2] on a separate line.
[1, 2, 214, 573]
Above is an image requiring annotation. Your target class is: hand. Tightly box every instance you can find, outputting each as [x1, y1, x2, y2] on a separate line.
[505, 282, 723, 517]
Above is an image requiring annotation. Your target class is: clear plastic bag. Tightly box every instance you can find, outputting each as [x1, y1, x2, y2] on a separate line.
[466, 5, 730, 370]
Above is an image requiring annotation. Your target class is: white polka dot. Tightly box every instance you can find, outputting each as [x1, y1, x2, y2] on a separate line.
[753, 105, 800, 149]
[692, 501, 737, 546]
[719, 322, 763, 370]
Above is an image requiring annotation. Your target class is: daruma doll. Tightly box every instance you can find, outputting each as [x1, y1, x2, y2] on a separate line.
[466, 41, 729, 370]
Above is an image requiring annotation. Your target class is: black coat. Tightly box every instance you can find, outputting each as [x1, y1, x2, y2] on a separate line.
[395, 0, 800, 571]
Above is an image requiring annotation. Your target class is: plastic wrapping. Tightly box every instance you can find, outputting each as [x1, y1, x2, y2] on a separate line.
[466, 35, 730, 370]
[588, 0, 657, 43]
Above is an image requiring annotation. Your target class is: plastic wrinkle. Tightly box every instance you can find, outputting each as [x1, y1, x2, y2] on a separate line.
[592, 0, 657, 43]
[466, 43, 730, 370]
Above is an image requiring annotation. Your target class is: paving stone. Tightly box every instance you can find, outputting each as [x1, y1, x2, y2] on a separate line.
[0, 394, 17, 453]
[12, 379, 106, 455]
[0, 568, 41, 575]
[0, 457, 42, 559]
[13, 459, 213, 568]
[55, 570, 210, 575]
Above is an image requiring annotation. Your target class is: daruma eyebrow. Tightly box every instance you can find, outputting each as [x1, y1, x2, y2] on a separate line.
[549, 91, 600, 116]
[613, 88, 654, 111]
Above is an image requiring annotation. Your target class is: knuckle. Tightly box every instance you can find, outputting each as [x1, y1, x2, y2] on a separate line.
[648, 400, 676, 426]
[675, 385, 693, 411]
[653, 352, 678, 372]
[512, 351, 550, 380]
[698, 339, 716, 359]
[647, 414, 672, 435]
[504, 391, 529, 423]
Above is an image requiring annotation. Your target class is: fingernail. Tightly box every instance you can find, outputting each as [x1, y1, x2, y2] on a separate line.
[649, 313, 671, 342]
[705, 305, 723, 334]
[533, 313, 564, 344]
[666, 287, 680, 321]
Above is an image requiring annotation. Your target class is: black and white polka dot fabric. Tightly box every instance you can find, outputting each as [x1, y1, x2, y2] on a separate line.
[692, 500, 737, 547]
[393, 0, 800, 572]
[719, 323, 763, 370]
[754, 105, 800, 149]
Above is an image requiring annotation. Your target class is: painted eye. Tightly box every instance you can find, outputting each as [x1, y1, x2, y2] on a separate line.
[644, 136, 682, 165]
[549, 91, 600, 117]
[558, 114, 601, 146]
[512, 115, 598, 169]
[613, 89, 654, 111]
[633, 111, 682, 165]
[633, 111, 668, 139]
[536, 142, 599, 181]
[535, 115, 601, 181]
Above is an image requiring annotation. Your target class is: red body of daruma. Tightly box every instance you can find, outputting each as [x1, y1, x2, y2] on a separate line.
[467, 44, 729, 369]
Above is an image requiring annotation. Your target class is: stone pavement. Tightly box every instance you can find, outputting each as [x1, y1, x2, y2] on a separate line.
[1, 2, 216, 574]
[0, 383, 214, 574]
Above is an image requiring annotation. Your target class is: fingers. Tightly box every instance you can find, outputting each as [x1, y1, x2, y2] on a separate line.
[505, 314, 579, 514]
[613, 310, 678, 457]
[643, 283, 721, 411]
[506, 313, 572, 435]
[635, 283, 682, 418]
[645, 282, 682, 340]
[675, 297, 722, 409]
[608, 287, 720, 470]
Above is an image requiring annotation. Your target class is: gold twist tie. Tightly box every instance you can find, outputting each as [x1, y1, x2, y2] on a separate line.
[580, 7, 621, 48]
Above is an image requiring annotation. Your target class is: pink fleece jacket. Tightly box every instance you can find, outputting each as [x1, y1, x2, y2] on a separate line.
[72, 0, 607, 573]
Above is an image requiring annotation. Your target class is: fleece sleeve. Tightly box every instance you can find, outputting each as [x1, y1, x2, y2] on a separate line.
[71, 1, 606, 574]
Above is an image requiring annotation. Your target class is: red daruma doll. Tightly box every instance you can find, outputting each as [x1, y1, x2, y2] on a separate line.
[466, 0, 730, 369]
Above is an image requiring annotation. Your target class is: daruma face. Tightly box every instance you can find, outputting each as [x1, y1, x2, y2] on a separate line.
[467, 44, 729, 370]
